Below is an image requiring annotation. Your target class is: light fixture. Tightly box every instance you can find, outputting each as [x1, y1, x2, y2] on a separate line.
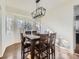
[31, 0, 46, 32]
[36, 0, 40, 3]
[31, 0, 46, 19]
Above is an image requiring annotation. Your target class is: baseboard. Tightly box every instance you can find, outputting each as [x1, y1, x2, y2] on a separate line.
[56, 44, 74, 54]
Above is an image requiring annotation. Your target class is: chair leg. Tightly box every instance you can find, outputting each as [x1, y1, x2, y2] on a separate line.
[54, 51, 55, 59]
[21, 46, 24, 59]
[21, 50, 24, 59]
[47, 49, 50, 59]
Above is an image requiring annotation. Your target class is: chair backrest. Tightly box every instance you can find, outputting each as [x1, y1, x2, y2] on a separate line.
[50, 33, 56, 45]
[25, 31, 37, 35]
[32, 31, 37, 35]
[25, 31, 31, 34]
[20, 33, 26, 45]
[37, 34, 49, 44]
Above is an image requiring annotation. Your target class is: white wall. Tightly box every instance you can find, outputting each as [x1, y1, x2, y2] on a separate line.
[40, 0, 79, 53]
[0, 1, 2, 57]
[0, 14, 2, 57]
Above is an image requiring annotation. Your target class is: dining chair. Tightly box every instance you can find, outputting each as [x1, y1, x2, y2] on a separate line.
[21, 33, 31, 59]
[49, 33, 56, 59]
[34, 33, 56, 59]
[34, 34, 50, 59]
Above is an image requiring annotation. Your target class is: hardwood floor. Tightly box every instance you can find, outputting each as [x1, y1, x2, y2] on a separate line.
[75, 44, 79, 54]
[1, 43, 21, 59]
[1, 43, 79, 59]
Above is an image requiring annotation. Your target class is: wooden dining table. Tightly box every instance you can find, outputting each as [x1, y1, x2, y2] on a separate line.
[24, 34, 40, 59]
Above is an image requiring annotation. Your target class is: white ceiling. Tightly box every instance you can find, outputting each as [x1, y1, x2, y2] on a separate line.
[6, 0, 68, 13]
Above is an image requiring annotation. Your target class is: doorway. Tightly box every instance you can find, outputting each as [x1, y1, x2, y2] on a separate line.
[74, 5, 79, 54]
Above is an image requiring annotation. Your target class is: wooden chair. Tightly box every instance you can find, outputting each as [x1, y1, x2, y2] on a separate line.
[35, 33, 56, 59]
[49, 33, 56, 59]
[34, 34, 50, 59]
[21, 33, 31, 59]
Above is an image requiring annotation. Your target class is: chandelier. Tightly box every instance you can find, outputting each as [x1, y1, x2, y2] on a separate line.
[31, 0, 46, 19]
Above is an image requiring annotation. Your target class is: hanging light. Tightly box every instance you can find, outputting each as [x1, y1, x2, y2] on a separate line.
[31, 0, 46, 19]
[36, 0, 40, 3]
[32, 7, 46, 18]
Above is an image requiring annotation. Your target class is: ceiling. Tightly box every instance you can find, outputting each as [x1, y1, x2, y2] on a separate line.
[6, 0, 69, 13]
